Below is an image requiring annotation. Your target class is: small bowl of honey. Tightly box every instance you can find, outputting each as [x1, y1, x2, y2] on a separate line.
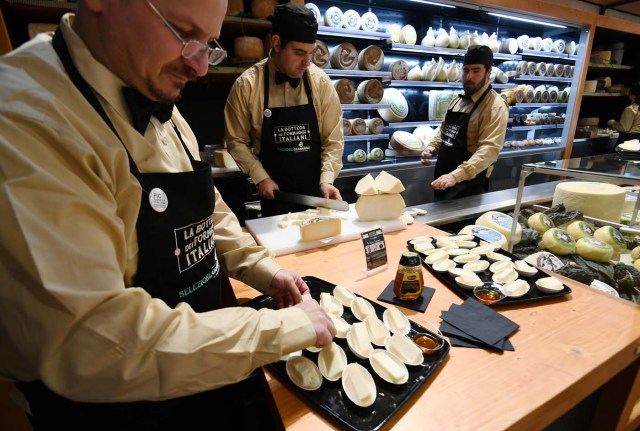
[411, 332, 446, 355]
[473, 283, 506, 305]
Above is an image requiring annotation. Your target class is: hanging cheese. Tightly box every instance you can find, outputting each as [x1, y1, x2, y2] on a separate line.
[374, 170, 405, 194]
[330, 42, 358, 70]
[356, 194, 405, 221]
[552, 182, 626, 223]
[475, 211, 522, 245]
[355, 174, 377, 196]
[233, 36, 264, 60]
[300, 217, 342, 242]
[390, 131, 424, 156]
[311, 40, 330, 69]
[357, 45, 384, 71]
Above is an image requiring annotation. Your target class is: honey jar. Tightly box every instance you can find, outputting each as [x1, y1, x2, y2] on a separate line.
[393, 252, 424, 301]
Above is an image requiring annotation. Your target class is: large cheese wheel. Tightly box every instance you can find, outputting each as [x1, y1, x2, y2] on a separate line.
[458, 225, 508, 250]
[378, 89, 408, 123]
[356, 79, 384, 104]
[311, 40, 330, 69]
[374, 170, 405, 194]
[333, 79, 355, 104]
[233, 36, 264, 60]
[476, 211, 522, 245]
[389, 131, 424, 156]
[552, 182, 626, 223]
[356, 194, 406, 221]
[388, 60, 409, 80]
[330, 43, 358, 70]
[357, 45, 384, 71]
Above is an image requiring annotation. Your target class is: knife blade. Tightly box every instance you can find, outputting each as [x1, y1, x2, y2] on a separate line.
[273, 190, 349, 212]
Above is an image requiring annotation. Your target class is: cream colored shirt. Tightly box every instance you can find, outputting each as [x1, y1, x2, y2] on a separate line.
[0, 15, 315, 402]
[611, 103, 640, 133]
[224, 58, 344, 186]
[427, 82, 509, 182]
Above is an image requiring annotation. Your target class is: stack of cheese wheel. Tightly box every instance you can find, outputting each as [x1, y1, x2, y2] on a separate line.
[333, 79, 356, 104]
[552, 181, 626, 223]
[356, 79, 384, 104]
[388, 60, 409, 80]
[354, 171, 406, 221]
[358, 45, 384, 71]
[233, 36, 264, 62]
[378, 88, 408, 123]
[311, 40, 330, 69]
[389, 131, 424, 156]
[331, 43, 358, 70]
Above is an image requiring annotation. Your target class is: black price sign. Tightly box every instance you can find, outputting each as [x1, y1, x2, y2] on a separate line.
[361, 228, 387, 271]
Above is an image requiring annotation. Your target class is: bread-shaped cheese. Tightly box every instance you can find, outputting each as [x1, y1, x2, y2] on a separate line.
[300, 217, 341, 242]
[553, 182, 625, 223]
[476, 211, 522, 245]
[566, 220, 595, 240]
[355, 194, 405, 221]
[374, 170, 405, 194]
[355, 173, 377, 196]
[542, 228, 576, 255]
[527, 212, 554, 234]
[593, 225, 626, 253]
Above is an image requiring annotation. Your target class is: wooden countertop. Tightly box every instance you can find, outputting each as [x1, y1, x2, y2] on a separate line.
[232, 222, 640, 431]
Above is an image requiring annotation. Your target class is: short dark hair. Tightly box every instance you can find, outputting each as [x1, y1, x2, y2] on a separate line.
[630, 82, 640, 98]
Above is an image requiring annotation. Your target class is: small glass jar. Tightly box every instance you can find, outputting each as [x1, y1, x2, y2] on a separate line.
[393, 252, 424, 301]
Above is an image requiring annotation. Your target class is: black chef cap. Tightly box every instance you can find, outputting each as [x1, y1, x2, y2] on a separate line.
[269, 2, 318, 44]
[464, 45, 493, 70]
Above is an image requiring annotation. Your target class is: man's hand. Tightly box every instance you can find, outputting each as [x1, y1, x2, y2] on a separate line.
[431, 174, 457, 190]
[607, 119, 615, 126]
[320, 183, 342, 200]
[264, 269, 309, 308]
[421, 149, 433, 166]
[257, 178, 279, 199]
[295, 300, 336, 348]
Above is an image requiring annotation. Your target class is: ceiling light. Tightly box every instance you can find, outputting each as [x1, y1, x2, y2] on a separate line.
[409, 0, 456, 9]
[487, 12, 567, 28]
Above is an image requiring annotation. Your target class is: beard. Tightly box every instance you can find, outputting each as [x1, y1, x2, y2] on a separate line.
[148, 65, 198, 104]
[463, 73, 489, 96]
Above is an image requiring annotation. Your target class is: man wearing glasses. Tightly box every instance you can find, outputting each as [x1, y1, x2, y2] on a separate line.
[0, 1, 335, 428]
[224, 3, 345, 217]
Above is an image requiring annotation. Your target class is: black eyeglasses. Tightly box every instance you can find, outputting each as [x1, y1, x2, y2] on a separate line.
[146, 0, 227, 66]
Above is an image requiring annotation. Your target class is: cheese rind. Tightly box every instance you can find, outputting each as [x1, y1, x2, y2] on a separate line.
[553, 182, 626, 222]
[299, 217, 341, 242]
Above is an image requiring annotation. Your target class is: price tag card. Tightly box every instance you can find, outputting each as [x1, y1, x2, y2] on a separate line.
[361, 227, 387, 271]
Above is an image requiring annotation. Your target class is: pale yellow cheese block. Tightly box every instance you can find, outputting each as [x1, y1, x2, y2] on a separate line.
[299, 217, 341, 242]
[355, 173, 377, 196]
[374, 170, 405, 194]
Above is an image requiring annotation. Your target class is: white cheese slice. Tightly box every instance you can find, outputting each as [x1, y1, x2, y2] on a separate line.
[299, 217, 341, 242]
[371, 351, 405, 383]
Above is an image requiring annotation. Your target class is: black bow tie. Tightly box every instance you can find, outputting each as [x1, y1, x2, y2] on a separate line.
[459, 93, 472, 100]
[275, 71, 300, 89]
[122, 87, 174, 135]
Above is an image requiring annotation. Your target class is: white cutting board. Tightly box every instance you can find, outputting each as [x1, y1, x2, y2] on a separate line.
[245, 204, 407, 256]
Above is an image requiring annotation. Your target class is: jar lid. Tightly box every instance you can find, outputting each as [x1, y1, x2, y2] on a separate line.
[400, 251, 420, 266]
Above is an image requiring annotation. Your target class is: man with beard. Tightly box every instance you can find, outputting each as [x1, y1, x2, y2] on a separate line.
[0, 0, 335, 429]
[421, 45, 509, 201]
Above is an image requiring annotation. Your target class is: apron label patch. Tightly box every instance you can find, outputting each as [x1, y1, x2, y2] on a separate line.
[174, 216, 217, 272]
[149, 188, 169, 212]
[273, 124, 311, 152]
[178, 262, 220, 299]
[442, 123, 460, 147]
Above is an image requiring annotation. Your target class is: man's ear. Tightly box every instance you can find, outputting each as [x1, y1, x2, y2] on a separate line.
[271, 35, 281, 53]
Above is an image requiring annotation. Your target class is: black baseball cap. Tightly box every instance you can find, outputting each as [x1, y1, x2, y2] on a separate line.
[269, 3, 318, 44]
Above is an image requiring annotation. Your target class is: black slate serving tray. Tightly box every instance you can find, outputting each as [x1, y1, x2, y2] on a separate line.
[244, 275, 449, 431]
[407, 237, 572, 307]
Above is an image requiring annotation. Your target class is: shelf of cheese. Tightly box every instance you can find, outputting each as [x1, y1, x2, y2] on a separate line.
[513, 76, 573, 83]
[344, 134, 389, 142]
[324, 69, 392, 78]
[514, 102, 568, 108]
[387, 80, 515, 90]
[316, 25, 391, 41]
[386, 42, 521, 61]
[520, 49, 576, 61]
[342, 103, 390, 111]
[388, 121, 442, 128]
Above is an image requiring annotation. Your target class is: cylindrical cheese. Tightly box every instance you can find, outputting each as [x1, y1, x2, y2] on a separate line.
[333, 79, 355, 104]
[342, 118, 353, 136]
[360, 12, 379, 32]
[324, 6, 343, 27]
[476, 211, 522, 245]
[357, 45, 384, 71]
[365, 117, 385, 135]
[388, 60, 409, 80]
[251, 0, 277, 19]
[576, 237, 614, 262]
[342, 9, 361, 30]
[542, 228, 576, 255]
[233, 36, 264, 60]
[377, 88, 408, 123]
[311, 40, 330, 69]
[357, 79, 384, 104]
[330, 43, 358, 70]
[350, 118, 368, 135]
[593, 226, 626, 252]
[552, 182, 626, 223]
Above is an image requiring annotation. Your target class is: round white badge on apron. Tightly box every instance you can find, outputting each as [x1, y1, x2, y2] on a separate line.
[264, 109, 272, 118]
[149, 187, 168, 213]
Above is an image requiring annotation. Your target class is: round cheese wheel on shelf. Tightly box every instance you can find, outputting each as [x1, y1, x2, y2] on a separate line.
[542, 228, 576, 255]
[378, 88, 408, 123]
[360, 12, 379, 32]
[233, 36, 264, 60]
[357, 45, 384, 71]
[389, 131, 424, 156]
[251, 0, 277, 19]
[304, 3, 322, 24]
[324, 6, 343, 27]
[311, 40, 330, 69]
[333, 79, 356, 104]
[330, 43, 358, 70]
[365, 118, 385, 135]
[401, 25, 418, 45]
[388, 60, 409, 80]
[342, 119, 353, 136]
[576, 237, 614, 262]
[552, 182, 626, 223]
[356, 79, 384, 104]
[476, 211, 522, 245]
[350, 118, 368, 135]
[342, 9, 361, 30]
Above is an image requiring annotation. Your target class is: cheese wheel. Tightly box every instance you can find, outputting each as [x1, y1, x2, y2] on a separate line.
[527, 212, 554, 234]
[324, 6, 343, 27]
[299, 217, 342, 242]
[357, 45, 384, 71]
[401, 25, 418, 45]
[389, 131, 424, 156]
[342, 118, 352, 136]
[365, 117, 385, 135]
[593, 226, 626, 252]
[330, 43, 358, 70]
[476, 211, 522, 245]
[459, 224, 508, 250]
[552, 182, 626, 223]
[542, 228, 576, 255]
[304, 3, 322, 24]
[233, 36, 264, 60]
[226, 0, 245, 16]
[355, 194, 405, 221]
[566, 220, 595, 240]
[311, 40, 330, 69]
[576, 237, 614, 262]
[342, 9, 361, 30]
[360, 12, 379, 32]
[251, 0, 277, 19]
[374, 170, 405, 194]
[355, 173, 377, 196]
[388, 24, 402, 43]
[333, 79, 355, 104]
[378, 89, 408, 123]
[388, 60, 409, 80]
[356, 79, 384, 104]
[350, 118, 368, 135]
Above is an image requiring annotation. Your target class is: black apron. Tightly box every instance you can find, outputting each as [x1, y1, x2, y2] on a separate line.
[259, 64, 322, 217]
[433, 86, 492, 202]
[17, 29, 280, 431]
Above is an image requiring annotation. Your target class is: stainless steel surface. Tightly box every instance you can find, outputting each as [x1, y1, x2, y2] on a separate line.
[273, 190, 349, 212]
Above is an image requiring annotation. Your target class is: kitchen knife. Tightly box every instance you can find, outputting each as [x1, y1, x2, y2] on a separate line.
[273, 190, 349, 212]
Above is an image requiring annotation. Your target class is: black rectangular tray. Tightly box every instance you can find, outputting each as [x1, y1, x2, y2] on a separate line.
[245, 275, 449, 431]
[407, 237, 572, 307]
